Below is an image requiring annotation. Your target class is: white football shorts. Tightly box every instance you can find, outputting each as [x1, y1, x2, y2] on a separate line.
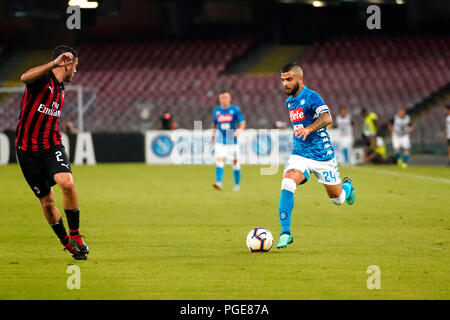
[215, 143, 240, 160]
[339, 136, 353, 150]
[284, 154, 341, 185]
[392, 134, 411, 150]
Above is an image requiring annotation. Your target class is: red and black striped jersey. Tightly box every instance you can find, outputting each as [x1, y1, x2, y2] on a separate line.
[15, 71, 65, 151]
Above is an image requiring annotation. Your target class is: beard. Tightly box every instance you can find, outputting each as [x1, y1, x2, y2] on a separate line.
[64, 72, 75, 82]
[285, 82, 300, 96]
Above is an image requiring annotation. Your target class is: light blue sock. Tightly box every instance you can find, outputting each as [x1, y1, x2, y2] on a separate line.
[278, 190, 294, 234]
[233, 169, 241, 186]
[343, 148, 349, 163]
[342, 182, 352, 200]
[215, 165, 224, 184]
[403, 152, 409, 164]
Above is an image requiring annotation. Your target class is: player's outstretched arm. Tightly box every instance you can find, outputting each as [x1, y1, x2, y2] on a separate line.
[20, 52, 74, 84]
[234, 121, 246, 137]
[211, 124, 217, 144]
[294, 111, 332, 140]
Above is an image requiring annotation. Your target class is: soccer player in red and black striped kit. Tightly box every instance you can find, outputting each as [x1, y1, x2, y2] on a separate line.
[16, 45, 89, 260]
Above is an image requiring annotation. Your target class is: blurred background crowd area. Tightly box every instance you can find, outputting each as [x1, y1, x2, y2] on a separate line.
[0, 0, 449, 155]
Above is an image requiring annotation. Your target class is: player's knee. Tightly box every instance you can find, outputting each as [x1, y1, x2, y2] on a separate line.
[281, 178, 297, 193]
[40, 196, 56, 211]
[59, 179, 75, 194]
[233, 162, 240, 170]
[329, 191, 346, 205]
[216, 160, 225, 168]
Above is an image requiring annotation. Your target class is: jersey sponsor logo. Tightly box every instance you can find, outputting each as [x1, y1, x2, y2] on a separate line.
[289, 108, 305, 122]
[216, 114, 233, 123]
[37, 103, 61, 117]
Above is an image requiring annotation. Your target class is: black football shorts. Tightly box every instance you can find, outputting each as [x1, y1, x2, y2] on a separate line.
[16, 145, 72, 198]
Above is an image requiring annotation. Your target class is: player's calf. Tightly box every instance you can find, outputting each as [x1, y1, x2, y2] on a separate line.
[233, 161, 241, 190]
[327, 177, 355, 206]
[329, 191, 346, 205]
[214, 159, 225, 190]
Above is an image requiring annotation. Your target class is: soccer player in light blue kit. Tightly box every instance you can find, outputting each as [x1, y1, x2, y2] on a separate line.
[211, 91, 246, 191]
[276, 63, 356, 248]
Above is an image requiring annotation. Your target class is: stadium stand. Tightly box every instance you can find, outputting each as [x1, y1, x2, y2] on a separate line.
[1, 36, 449, 146]
[301, 36, 450, 140]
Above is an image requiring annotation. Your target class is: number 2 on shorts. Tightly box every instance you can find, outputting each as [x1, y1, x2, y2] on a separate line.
[55, 151, 63, 162]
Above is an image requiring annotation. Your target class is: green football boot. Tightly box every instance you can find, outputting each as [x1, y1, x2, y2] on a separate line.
[343, 176, 356, 205]
[276, 233, 293, 249]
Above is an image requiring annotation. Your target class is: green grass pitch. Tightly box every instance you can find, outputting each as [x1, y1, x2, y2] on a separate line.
[0, 164, 449, 299]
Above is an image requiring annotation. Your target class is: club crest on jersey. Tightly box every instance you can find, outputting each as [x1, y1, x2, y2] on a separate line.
[289, 108, 305, 122]
[300, 99, 305, 105]
[216, 114, 233, 123]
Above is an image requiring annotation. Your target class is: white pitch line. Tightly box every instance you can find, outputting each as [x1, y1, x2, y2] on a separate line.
[350, 166, 450, 184]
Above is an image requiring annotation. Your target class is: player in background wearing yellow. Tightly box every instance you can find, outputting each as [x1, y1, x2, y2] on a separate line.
[361, 108, 378, 146]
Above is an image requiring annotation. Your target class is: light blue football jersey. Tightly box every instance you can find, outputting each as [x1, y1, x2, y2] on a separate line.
[286, 86, 335, 161]
[212, 105, 245, 144]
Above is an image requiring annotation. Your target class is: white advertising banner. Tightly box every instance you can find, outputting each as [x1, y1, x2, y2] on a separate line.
[145, 129, 362, 165]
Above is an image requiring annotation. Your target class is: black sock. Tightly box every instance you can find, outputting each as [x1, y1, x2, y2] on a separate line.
[64, 209, 80, 236]
[50, 218, 69, 246]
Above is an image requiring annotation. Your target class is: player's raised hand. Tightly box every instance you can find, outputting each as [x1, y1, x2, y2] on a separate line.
[294, 127, 312, 141]
[52, 52, 74, 68]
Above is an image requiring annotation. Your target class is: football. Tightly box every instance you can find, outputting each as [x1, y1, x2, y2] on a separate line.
[246, 228, 273, 252]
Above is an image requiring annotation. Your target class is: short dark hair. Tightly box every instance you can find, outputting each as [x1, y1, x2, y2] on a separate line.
[280, 62, 299, 73]
[219, 90, 230, 95]
[52, 45, 78, 60]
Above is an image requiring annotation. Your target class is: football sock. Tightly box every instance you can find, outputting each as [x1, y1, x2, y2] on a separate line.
[65, 209, 80, 236]
[402, 152, 409, 164]
[279, 178, 297, 235]
[215, 162, 224, 184]
[342, 182, 352, 201]
[233, 163, 241, 186]
[50, 218, 69, 246]
[395, 151, 401, 160]
[279, 190, 294, 234]
[343, 148, 349, 163]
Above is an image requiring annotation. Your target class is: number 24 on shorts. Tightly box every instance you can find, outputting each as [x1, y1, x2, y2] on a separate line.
[323, 170, 337, 183]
